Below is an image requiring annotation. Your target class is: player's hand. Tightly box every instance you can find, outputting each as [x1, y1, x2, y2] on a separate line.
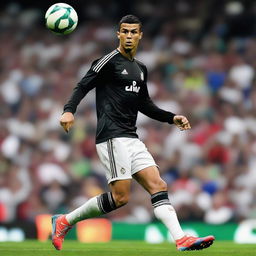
[60, 112, 74, 133]
[173, 115, 191, 131]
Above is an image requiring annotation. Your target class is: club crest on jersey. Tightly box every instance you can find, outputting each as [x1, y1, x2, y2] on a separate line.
[125, 81, 140, 93]
[121, 69, 128, 75]
[141, 72, 144, 81]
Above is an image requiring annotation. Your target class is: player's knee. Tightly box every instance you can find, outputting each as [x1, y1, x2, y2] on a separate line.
[112, 192, 129, 207]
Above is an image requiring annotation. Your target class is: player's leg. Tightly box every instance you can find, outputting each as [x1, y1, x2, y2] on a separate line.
[52, 138, 132, 250]
[52, 187, 120, 250]
[133, 166, 185, 240]
[130, 139, 185, 240]
[64, 179, 130, 224]
[109, 179, 131, 207]
[52, 179, 131, 250]
[133, 166, 215, 251]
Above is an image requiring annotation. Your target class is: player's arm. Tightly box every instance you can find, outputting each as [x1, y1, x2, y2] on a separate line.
[138, 68, 191, 130]
[60, 60, 103, 132]
[173, 115, 191, 131]
[138, 87, 191, 130]
[138, 84, 175, 123]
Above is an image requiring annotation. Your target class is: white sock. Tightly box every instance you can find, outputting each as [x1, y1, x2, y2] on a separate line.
[66, 196, 102, 225]
[66, 192, 117, 225]
[154, 204, 185, 241]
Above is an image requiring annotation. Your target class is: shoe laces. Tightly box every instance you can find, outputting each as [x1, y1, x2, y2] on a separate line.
[177, 236, 196, 245]
[56, 223, 72, 238]
[186, 236, 196, 242]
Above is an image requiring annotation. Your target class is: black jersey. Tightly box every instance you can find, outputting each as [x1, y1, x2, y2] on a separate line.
[64, 49, 176, 144]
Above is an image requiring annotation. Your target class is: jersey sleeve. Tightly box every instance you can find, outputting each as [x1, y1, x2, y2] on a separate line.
[138, 66, 176, 124]
[63, 59, 108, 114]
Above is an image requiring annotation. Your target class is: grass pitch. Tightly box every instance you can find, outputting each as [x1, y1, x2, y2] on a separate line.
[0, 240, 256, 256]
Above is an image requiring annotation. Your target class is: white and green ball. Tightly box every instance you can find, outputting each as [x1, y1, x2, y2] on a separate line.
[45, 3, 78, 35]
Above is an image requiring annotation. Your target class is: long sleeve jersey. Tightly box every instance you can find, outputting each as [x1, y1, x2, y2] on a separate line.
[64, 49, 176, 144]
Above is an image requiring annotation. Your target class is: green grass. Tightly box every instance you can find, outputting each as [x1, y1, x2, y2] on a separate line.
[0, 240, 256, 256]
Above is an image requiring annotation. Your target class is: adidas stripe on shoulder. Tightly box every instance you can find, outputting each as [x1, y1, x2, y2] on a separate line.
[93, 50, 118, 73]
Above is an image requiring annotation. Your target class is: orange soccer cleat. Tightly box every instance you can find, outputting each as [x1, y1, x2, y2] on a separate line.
[176, 235, 215, 251]
[51, 214, 72, 250]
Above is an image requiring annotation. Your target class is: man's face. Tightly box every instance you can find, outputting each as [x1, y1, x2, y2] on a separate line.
[117, 23, 142, 52]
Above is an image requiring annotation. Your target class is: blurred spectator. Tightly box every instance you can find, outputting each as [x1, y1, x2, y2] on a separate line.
[0, 165, 31, 222]
[204, 191, 233, 224]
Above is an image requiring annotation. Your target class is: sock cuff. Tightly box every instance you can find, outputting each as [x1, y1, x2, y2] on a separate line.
[151, 191, 171, 208]
[97, 192, 117, 214]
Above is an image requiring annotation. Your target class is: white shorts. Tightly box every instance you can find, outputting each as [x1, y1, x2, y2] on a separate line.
[96, 137, 157, 184]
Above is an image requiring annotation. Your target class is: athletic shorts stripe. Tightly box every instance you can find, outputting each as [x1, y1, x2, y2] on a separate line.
[107, 139, 117, 178]
[110, 139, 118, 178]
[93, 50, 118, 73]
[107, 140, 115, 179]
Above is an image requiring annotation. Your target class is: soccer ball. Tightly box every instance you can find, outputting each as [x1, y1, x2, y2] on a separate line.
[45, 3, 78, 35]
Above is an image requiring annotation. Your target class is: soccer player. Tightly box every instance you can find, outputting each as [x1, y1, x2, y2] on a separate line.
[52, 15, 215, 251]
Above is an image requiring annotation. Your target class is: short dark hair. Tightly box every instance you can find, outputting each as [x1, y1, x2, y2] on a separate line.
[118, 15, 142, 31]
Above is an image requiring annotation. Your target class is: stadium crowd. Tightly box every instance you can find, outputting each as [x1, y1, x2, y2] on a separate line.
[1, 0, 256, 225]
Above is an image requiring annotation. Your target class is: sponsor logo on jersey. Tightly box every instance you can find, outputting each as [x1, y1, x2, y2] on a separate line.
[121, 69, 128, 75]
[125, 81, 140, 93]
